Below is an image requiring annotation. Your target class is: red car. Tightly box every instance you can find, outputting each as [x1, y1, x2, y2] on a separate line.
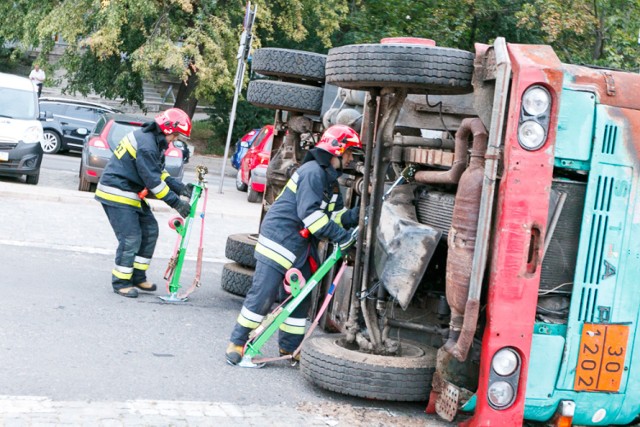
[237, 124, 274, 203]
[79, 113, 185, 192]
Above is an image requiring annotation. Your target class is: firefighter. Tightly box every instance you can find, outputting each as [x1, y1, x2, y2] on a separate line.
[96, 108, 193, 298]
[226, 124, 363, 365]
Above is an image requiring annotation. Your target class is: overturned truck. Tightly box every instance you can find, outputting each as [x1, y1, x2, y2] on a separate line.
[222, 38, 640, 426]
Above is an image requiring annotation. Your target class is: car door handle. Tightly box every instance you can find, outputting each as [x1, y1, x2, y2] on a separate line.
[60, 121, 69, 125]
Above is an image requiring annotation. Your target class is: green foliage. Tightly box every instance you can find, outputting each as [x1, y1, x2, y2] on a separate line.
[203, 95, 273, 155]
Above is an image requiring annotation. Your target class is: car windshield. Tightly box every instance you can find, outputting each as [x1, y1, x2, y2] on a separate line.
[108, 122, 142, 149]
[0, 88, 36, 120]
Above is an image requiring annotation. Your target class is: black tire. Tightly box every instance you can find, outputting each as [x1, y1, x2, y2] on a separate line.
[78, 175, 91, 191]
[221, 262, 254, 297]
[246, 80, 323, 115]
[42, 130, 62, 154]
[25, 173, 39, 185]
[225, 233, 258, 268]
[236, 169, 248, 192]
[252, 48, 327, 82]
[301, 334, 436, 402]
[247, 176, 262, 203]
[326, 43, 474, 94]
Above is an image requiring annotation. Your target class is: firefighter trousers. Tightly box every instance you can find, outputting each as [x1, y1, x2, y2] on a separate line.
[230, 259, 312, 353]
[102, 203, 159, 290]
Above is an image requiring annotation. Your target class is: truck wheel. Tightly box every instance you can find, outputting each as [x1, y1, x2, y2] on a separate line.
[326, 43, 474, 94]
[247, 80, 323, 115]
[252, 48, 327, 82]
[225, 233, 258, 269]
[301, 334, 436, 402]
[221, 262, 254, 297]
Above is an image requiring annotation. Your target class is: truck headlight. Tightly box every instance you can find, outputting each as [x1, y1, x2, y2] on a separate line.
[518, 120, 545, 150]
[492, 348, 520, 376]
[522, 86, 550, 116]
[517, 85, 551, 151]
[487, 381, 515, 408]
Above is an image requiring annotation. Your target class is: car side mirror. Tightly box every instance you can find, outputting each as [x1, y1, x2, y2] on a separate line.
[173, 141, 185, 149]
[77, 128, 89, 136]
[240, 142, 249, 148]
[39, 111, 53, 121]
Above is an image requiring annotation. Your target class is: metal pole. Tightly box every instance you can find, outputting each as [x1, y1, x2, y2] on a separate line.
[218, 2, 257, 193]
[218, 59, 245, 193]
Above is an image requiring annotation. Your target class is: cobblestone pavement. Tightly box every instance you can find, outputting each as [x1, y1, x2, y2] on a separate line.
[0, 396, 449, 427]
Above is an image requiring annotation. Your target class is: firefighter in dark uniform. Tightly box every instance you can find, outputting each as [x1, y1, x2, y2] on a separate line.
[226, 124, 363, 365]
[96, 108, 193, 298]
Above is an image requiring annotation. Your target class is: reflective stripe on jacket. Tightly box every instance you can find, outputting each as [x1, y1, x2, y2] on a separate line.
[95, 123, 185, 210]
[254, 148, 358, 272]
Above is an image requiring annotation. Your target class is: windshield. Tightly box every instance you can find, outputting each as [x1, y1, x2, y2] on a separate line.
[0, 88, 37, 120]
[108, 122, 142, 149]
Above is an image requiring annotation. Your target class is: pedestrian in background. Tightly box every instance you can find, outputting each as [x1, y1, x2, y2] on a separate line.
[96, 108, 194, 298]
[225, 124, 362, 365]
[29, 63, 45, 97]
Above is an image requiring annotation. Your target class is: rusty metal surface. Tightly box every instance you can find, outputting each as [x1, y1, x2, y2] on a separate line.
[563, 63, 640, 110]
[443, 119, 488, 340]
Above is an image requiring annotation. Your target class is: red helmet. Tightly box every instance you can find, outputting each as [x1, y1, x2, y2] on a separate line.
[155, 108, 192, 137]
[315, 125, 362, 156]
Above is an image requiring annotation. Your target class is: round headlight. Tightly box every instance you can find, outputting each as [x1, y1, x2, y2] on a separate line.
[522, 86, 550, 116]
[492, 348, 519, 376]
[488, 381, 515, 408]
[518, 120, 546, 150]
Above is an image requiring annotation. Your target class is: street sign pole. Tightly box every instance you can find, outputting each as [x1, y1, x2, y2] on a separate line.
[219, 2, 257, 194]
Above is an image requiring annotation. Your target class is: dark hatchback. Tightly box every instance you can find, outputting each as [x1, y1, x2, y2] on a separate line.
[79, 113, 185, 192]
[39, 97, 119, 154]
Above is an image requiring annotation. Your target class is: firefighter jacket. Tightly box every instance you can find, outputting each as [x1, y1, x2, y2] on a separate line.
[95, 122, 185, 210]
[255, 148, 359, 273]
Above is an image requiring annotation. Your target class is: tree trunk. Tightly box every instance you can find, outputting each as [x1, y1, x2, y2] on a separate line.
[174, 62, 199, 119]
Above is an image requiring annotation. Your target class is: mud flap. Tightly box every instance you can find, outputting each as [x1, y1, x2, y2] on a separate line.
[375, 185, 441, 309]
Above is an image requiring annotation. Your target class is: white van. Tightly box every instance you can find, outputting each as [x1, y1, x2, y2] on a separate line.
[0, 72, 46, 184]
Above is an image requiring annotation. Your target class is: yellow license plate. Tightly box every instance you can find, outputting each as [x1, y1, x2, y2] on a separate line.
[574, 323, 629, 392]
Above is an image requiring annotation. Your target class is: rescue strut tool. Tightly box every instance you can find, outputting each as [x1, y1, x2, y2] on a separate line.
[159, 165, 209, 303]
[238, 167, 415, 368]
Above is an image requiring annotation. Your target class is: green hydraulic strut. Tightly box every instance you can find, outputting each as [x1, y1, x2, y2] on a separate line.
[239, 240, 348, 367]
[159, 165, 209, 303]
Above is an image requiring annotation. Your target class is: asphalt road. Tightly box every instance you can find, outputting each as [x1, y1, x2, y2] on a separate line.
[0, 152, 447, 425]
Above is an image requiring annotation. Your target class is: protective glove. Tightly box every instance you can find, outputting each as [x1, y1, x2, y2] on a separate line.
[174, 199, 192, 218]
[338, 228, 358, 252]
[181, 183, 195, 198]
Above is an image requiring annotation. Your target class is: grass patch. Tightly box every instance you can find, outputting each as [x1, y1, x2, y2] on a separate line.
[190, 119, 222, 156]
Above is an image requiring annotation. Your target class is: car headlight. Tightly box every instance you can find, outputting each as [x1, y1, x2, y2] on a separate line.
[24, 125, 43, 144]
[492, 348, 520, 376]
[518, 120, 546, 150]
[522, 86, 550, 116]
[487, 381, 515, 408]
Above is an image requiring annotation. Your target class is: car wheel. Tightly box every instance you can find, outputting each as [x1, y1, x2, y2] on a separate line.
[225, 233, 258, 268]
[247, 177, 262, 203]
[301, 334, 436, 402]
[221, 262, 254, 297]
[236, 170, 248, 192]
[78, 175, 92, 192]
[251, 48, 327, 82]
[326, 43, 475, 94]
[246, 80, 323, 115]
[25, 173, 39, 185]
[42, 130, 62, 154]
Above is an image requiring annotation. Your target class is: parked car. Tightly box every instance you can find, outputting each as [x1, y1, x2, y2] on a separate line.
[78, 113, 185, 192]
[39, 97, 119, 154]
[237, 125, 274, 203]
[0, 72, 48, 185]
[231, 128, 260, 170]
